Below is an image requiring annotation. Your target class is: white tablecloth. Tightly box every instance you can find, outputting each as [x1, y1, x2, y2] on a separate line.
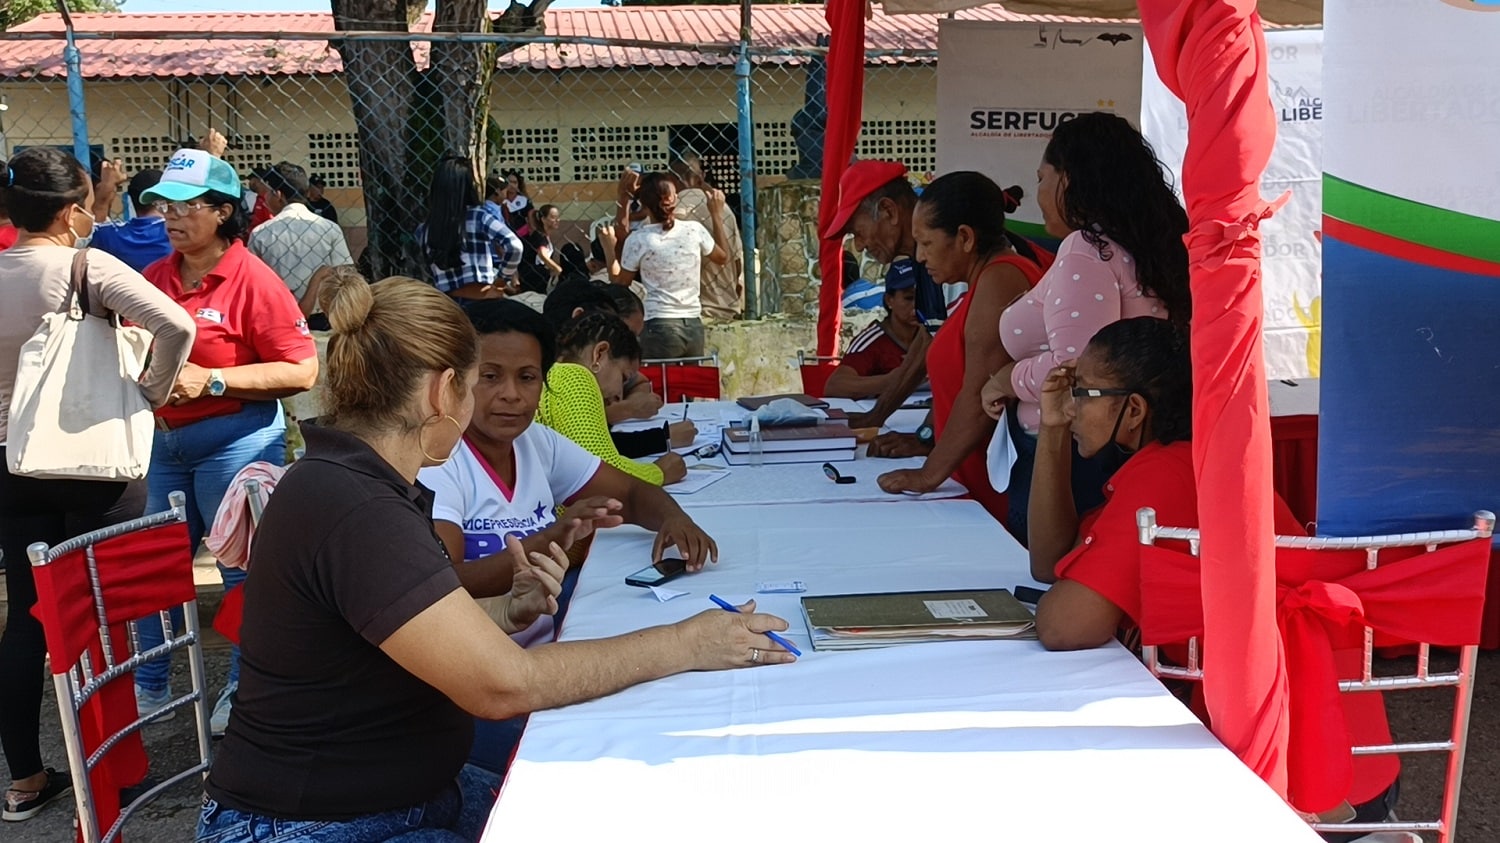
[484, 502, 1319, 843]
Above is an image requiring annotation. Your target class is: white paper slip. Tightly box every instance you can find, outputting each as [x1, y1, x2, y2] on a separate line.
[986, 406, 1018, 493]
[666, 469, 730, 495]
[924, 599, 989, 620]
[756, 580, 808, 594]
[648, 585, 688, 603]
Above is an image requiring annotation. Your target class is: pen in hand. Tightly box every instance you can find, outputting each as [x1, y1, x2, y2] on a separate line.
[708, 594, 803, 657]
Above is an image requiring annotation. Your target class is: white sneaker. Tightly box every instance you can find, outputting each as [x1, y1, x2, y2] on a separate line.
[210, 684, 236, 738]
[135, 685, 176, 723]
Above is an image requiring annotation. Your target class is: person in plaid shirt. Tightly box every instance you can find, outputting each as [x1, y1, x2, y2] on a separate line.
[416, 155, 522, 300]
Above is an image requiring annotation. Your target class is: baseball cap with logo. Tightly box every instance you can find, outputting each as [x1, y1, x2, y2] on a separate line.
[884, 258, 920, 292]
[142, 149, 243, 203]
[822, 160, 910, 240]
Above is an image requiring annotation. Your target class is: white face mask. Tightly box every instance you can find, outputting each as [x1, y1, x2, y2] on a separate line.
[70, 205, 95, 248]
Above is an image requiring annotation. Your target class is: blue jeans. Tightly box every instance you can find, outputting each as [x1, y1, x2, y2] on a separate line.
[197, 764, 500, 843]
[135, 401, 285, 693]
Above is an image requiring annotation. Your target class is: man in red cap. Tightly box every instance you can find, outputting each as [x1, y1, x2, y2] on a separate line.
[822, 160, 946, 325]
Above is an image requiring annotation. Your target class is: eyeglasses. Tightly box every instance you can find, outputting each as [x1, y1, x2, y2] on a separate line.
[151, 200, 215, 217]
[1070, 386, 1136, 400]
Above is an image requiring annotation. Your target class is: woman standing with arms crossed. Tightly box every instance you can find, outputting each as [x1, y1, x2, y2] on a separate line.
[131, 149, 319, 736]
[0, 148, 193, 822]
[609, 171, 729, 359]
[982, 113, 1191, 545]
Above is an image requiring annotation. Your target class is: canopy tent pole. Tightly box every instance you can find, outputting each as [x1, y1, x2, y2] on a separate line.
[815, 0, 867, 356]
[1136, 0, 1290, 801]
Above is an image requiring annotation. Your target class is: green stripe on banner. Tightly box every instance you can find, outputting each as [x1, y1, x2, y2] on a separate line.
[1007, 220, 1051, 241]
[1324, 175, 1500, 264]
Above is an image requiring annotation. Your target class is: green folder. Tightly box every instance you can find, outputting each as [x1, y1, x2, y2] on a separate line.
[801, 588, 1037, 651]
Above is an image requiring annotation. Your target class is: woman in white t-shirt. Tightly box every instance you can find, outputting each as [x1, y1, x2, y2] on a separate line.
[610, 170, 729, 359]
[419, 299, 717, 614]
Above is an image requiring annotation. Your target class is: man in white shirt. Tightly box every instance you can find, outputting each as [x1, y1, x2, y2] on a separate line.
[248, 161, 354, 316]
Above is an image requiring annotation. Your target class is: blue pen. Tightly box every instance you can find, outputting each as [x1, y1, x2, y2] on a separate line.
[708, 594, 803, 657]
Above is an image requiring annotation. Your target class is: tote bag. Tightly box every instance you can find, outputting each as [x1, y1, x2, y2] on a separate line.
[7, 248, 154, 480]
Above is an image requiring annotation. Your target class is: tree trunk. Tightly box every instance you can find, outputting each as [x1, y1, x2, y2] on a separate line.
[431, 0, 497, 180]
[331, 0, 426, 279]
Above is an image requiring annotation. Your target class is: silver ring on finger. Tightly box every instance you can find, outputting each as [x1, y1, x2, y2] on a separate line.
[749, 648, 761, 664]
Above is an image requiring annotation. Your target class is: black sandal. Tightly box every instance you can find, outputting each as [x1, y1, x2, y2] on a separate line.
[2, 768, 73, 822]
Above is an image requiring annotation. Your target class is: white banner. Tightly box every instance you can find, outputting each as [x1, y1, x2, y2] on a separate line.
[936, 20, 1145, 234]
[1142, 29, 1325, 380]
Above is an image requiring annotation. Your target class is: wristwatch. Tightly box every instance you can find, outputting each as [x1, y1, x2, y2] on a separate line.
[207, 368, 227, 397]
[916, 423, 935, 445]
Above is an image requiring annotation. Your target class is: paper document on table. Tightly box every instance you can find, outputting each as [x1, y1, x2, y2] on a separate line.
[924, 599, 987, 620]
[986, 407, 1018, 493]
[649, 585, 688, 602]
[666, 469, 730, 495]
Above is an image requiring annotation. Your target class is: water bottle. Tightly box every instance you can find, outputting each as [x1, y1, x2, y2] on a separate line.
[747, 415, 764, 467]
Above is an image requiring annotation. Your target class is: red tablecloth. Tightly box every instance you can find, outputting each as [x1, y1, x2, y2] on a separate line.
[1271, 414, 1500, 649]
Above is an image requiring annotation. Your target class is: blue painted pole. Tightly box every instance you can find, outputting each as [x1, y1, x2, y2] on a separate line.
[735, 0, 759, 318]
[58, 2, 91, 168]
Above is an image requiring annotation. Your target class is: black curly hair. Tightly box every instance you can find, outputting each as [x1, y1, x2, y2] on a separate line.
[467, 299, 557, 376]
[1086, 317, 1192, 446]
[556, 311, 642, 364]
[1044, 113, 1191, 324]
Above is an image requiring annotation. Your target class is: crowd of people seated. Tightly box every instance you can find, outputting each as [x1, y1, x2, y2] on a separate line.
[0, 111, 1404, 843]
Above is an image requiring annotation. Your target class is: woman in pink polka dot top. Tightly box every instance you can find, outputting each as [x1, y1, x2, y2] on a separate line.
[982, 112, 1191, 544]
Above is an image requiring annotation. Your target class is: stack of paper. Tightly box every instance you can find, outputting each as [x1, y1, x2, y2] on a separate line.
[801, 589, 1037, 651]
[721, 422, 857, 465]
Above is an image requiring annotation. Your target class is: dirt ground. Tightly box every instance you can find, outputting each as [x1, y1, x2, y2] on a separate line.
[4, 599, 1498, 842]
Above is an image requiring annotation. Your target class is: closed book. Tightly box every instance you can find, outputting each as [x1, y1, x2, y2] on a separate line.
[722, 423, 856, 453]
[722, 446, 855, 465]
[801, 589, 1036, 651]
[736, 393, 830, 411]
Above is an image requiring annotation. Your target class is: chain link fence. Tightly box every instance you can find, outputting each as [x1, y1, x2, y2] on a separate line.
[0, 16, 940, 317]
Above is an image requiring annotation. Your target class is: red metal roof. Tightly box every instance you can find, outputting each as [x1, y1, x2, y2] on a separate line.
[0, 5, 1115, 79]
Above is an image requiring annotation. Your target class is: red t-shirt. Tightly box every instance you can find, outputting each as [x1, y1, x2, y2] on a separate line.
[1055, 440, 1398, 805]
[144, 240, 315, 427]
[251, 195, 274, 232]
[840, 320, 908, 378]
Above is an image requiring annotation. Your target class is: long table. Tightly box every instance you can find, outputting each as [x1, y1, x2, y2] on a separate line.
[482, 497, 1320, 842]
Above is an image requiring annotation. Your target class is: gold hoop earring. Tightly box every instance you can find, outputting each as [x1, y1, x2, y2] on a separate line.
[419, 414, 464, 465]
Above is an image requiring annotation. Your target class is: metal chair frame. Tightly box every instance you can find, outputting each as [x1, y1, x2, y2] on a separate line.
[640, 353, 721, 402]
[795, 351, 843, 398]
[27, 490, 213, 843]
[1134, 507, 1495, 842]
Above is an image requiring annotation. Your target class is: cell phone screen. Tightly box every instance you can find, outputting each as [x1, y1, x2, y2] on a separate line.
[625, 558, 688, 587]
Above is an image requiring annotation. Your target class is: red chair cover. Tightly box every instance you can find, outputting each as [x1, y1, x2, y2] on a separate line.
[29, 520, 195, 842]
[640, 364, 721, 403]
[798, 362, 841, 399]
[1140, 537, 1491, 812]
[214, 586, 245, 645]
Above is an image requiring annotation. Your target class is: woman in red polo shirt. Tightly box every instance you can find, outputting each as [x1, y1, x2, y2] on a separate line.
[1028, 318, 1399, 836]
[132, 150, 318, 736]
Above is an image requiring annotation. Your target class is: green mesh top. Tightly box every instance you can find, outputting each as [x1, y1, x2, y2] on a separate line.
[536, 362, 665, 486]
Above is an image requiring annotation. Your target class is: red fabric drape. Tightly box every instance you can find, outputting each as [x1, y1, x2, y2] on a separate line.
[815, 0, 867, 356]
[1139, 538, 1490, 812]
[1136, 0, 1288, 796]
[30, 520, 196, 842]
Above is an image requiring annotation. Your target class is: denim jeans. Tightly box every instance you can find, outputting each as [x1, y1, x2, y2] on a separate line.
[134, 401, 286, 693]
[640, 316, 705, 359]
[197, 764, 501, 843]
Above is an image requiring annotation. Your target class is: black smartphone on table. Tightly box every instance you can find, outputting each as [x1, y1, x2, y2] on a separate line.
[625, 557, 689, 588]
